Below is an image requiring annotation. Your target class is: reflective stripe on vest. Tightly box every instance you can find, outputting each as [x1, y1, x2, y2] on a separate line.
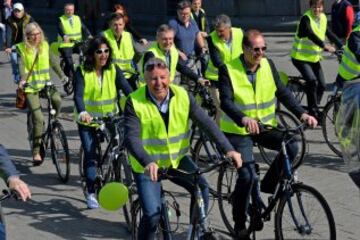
[75, 64, 118, 123]
[58, 15, 82, 48]
[140, 43, 179, 82]
[339, 25, 360, 81]
[205, 27, 243, 81]
[102, 29, 135, 79]
[16, 41, 51, 93]
[291, 10, 326, 63]
[220, 58, 277, 135]
[128, 85, 191, 173]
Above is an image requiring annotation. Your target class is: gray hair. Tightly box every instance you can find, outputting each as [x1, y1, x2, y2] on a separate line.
[213, 14, 232, 29]
[156, 24, 175, 38]
[144, 58, 169, 79]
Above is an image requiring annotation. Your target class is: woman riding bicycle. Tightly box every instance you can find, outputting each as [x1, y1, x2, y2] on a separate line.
[291, 0, 342, 121]
[17, 22, 66, 166]
[74, 36, 133, 209]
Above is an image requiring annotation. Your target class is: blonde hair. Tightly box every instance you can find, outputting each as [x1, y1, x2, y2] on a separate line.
[23, 22, 46, 53]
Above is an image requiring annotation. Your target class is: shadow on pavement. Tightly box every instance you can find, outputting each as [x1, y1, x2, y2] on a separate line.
[3, 193, 131, 240]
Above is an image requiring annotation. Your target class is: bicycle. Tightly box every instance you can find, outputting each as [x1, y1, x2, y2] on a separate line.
[0, 189, 20, 235]
[217, 122, 336, 239]
[26, 82, 70, 183]
[278, 49, 343, 157]
[78, 114, 134, 230]
[59, 39, 89, 96]
[131, 159, 232, 240]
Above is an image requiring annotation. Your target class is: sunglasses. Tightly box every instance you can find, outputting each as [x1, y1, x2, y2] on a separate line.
[95, 48, 110, 55]
[251, 46, 267, 53]
[145, 62, 168, 71]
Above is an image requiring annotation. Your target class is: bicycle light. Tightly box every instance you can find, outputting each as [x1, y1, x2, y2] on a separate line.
[50, 109, 56, 115]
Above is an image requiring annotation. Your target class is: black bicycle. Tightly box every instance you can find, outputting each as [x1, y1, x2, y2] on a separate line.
[60, 39, 89, 95]
[278, 49, 344, 157]
[131, 159, 231, 240]
[0, 190, 19, 231]
[79, 114, 134, 230]
[26, 82, 70, 183]
[217, 123, 336, 239]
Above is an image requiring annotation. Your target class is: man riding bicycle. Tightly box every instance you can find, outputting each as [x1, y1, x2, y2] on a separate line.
[218, 29, 318, 240]
[124, 57, 242, 240]
[140, 24, 208, 85]
[57, 2, 91, 90]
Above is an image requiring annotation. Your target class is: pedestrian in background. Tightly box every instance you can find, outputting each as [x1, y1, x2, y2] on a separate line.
[331, 0, 354, 41]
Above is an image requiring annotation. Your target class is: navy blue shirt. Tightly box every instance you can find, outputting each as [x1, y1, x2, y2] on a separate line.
[168, 18, 200, 57]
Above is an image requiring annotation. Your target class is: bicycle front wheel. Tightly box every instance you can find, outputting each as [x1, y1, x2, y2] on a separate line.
[322, 98, 342, 157]
[275, 183, 336, 240]
[217, 163, 237, 236]
[51, 121, 70, 183]
[258, 110, 307, 169]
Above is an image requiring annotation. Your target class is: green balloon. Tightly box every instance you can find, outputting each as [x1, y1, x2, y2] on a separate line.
[99, 182, 129, 211]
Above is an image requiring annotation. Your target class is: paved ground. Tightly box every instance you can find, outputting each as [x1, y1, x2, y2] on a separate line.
[0, 33, 359, 240]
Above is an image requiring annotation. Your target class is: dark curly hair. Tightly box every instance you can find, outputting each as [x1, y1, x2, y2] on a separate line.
[83, 36, 113, 72]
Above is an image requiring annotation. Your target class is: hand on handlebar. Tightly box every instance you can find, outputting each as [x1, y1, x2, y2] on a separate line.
[198, 78, 210, 86]
[300, 113, 318, 128]
[145, 162, 159, 182]
[80, 112, 92, 124]
[242, 117, 260, 135]
[8, 177, 31, 202]
[324, 44, 336, 53]
[226, 150, 242, 169]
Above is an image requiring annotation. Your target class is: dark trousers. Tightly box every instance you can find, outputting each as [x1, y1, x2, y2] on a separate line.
[59, 46, 80, 78]
[292, 58, 326, 115]
[134, 156, 209, 240]
[225, 129, 298, 230]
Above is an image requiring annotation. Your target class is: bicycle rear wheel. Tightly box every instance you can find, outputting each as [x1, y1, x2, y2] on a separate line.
[60, 59, 74, 96]
[258, 110, 307, 169]
[217, 164, 237, 236]
[322, 98, 342, 157]
[50, 121, 70, 183]
[275, 183, 336, 240]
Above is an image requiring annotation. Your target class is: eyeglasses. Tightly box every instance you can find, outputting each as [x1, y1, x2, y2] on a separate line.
[95, 48, 110, 55]
[28, 32, 41, 37]
[251, 46, 267, 53]
[145, 62, 168, 71]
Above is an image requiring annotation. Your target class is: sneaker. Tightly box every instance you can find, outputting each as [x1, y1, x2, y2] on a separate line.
[86, 193, 99, 209]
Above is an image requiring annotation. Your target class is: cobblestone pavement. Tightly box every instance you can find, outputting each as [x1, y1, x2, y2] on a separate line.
[0, 33, 359, 239]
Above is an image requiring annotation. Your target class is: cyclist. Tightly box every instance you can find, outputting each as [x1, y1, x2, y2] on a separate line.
[0, 144, 31, 239]
[4, 2, 34, 84]
[124, 57, 242, 240]
[140, 24, 208, 85]
[73, 36, 133, 209]
[168, 1, 207, 74]
[218, 29, 318, 240]
[17, 22, 67, 166]
[191, 0, 210, 38]
[57, 2, 91, 90]
[205, 14, 244, 123]
[335, 24, 360, 189]
[291, 0, 342, 121]
[102, 13, 142, 91]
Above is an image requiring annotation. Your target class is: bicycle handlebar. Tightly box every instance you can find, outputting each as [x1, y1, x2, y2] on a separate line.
[0, 189, 19, 202]
[258, 121, 307, 135]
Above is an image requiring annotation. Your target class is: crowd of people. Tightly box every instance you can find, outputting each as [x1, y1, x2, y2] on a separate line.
[0, 0, 359, 240]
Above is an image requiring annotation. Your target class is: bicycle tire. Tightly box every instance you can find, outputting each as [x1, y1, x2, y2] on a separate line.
[60, 59, 74, 96]
[258, 110, 307, 169]
[114, 152, 133, 232]
[277, 77, 306, 111]
[322, 98, 343, 157]
[217, 164, 238, 236]
[50, 121, 70, 183]
[275, 183, 336, 240]
[27, 111, 34, 151]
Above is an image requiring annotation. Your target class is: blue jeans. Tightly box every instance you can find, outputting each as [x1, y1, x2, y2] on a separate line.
[0, 222, 5, 240]
[226, 129, 298, 230]
[134, 156, 209, 240]
[78, 124, 99, 194]
[10, 50, 20, 84]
